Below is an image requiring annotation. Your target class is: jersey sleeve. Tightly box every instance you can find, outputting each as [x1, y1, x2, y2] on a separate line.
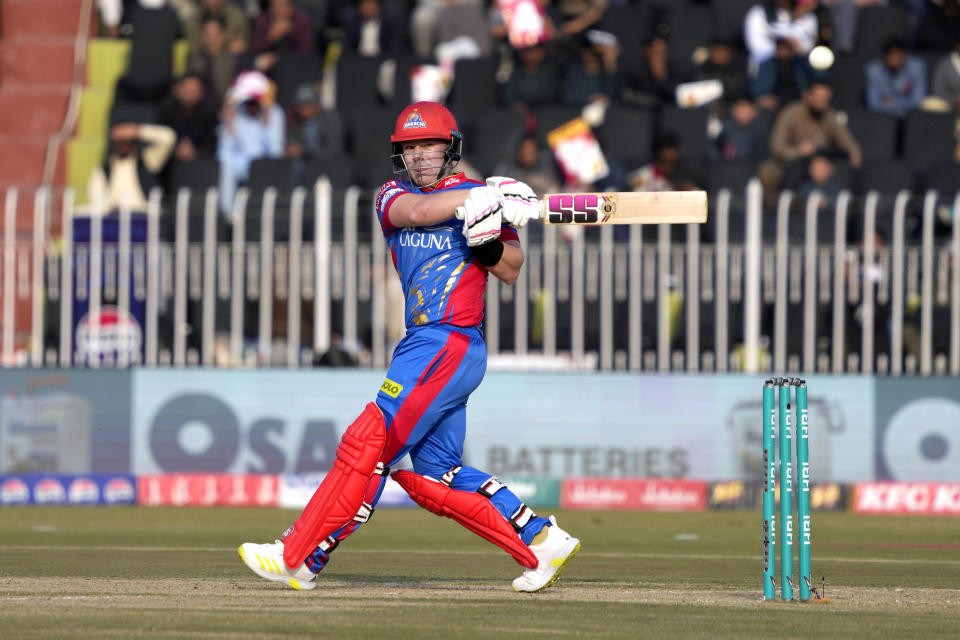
[375, 180, 407, 237]
[500, 223, 519, 244]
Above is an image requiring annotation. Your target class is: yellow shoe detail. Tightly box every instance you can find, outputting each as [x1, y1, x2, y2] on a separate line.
[289, 579, 302, 591]
[270, 559, 281, 574]
[238, 546, 245, 561]
[529, 541, 581, 592]
[256, 555, 267, 571]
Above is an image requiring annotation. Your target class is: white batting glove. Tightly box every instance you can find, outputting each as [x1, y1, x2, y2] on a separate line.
[486, 177, 540, 228]
[458, 186, 503, 247]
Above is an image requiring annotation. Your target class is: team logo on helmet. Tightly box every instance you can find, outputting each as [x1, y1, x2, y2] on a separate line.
[402, 111, 427, 130]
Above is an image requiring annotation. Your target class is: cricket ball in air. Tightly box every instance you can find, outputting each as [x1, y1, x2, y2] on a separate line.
[808, 45, 835, 71]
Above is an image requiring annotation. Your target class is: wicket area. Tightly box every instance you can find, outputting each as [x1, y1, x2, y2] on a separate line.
[762, 378, 812, 601]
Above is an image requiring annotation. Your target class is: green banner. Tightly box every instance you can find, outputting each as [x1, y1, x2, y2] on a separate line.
[500, 476, 561, 508]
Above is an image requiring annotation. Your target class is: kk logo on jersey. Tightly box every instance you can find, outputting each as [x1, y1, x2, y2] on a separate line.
[402, 111, 427, 130]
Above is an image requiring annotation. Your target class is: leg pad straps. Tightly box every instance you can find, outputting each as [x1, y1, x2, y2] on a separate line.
[393, 469, 538, 569]
[282, 403, 386, 568]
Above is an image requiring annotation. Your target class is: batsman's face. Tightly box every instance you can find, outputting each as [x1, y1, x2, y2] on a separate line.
[402, 139, 447, 187]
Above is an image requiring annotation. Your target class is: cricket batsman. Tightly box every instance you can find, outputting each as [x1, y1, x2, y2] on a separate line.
[239, 101, 580, 592]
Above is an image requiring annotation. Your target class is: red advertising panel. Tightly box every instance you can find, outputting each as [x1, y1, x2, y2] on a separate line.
[854, 482, 960, 516]
[561, 478, 708, 511]
[137, 474, 279, 507]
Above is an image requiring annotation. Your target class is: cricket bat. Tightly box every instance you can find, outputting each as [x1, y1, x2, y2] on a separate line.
[537, 191, 707, 225]
[456, 191, 708, 226]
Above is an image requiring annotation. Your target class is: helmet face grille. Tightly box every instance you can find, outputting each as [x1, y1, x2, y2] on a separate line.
[391, 131, 462, 186]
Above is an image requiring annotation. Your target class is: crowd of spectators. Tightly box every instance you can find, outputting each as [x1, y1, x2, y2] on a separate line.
[90, 0, 960, 222]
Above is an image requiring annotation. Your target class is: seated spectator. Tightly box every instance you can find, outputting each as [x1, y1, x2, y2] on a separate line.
[340, 0, 404, 59]
[622, 35, 690, 106]
[931, 36, 960, 110]
[693, 37, 749, 107]
[758, 80, 862, 200]
[409, 0, 444, 59]
[98, 0, 184, 37]
[183, 0, 249, 58]
[821, 0, 886, 54]
[865, 37, 927, 118]
[626, 131, 699, 192]
[113, 0, 182, 105]
[504, 43, 562, 111]
[562, 33, 620, 108]
[96, 0, 125, 37]
[252, 0, 313, 56]
[188, 15, 241, 106]
[797, 154, 843, 206]
[217, 71, 285, 215]
[549, 0, 607, 39]
[708, 96, 770, 162]
[744, 0, 820, 105]
[410, 0, 492, 60]
[285, 83, 344, 184]
[158, 72, 220, 165]
[86, 121, 177, 213]
[914, 0, 960, 52]
[760, 37, 815, 111]
[492, 133, 563, 196]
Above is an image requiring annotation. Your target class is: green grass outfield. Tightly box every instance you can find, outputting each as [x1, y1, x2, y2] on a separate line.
[1, 507, 958, 639]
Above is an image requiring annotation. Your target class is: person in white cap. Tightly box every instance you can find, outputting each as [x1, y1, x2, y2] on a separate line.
[217, 70, 285, 215]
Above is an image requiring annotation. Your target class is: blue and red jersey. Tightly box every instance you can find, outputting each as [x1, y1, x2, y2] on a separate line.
[375, 172, 519, 330]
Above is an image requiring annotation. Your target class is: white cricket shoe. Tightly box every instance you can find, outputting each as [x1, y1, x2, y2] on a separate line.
[512, 516, 581, 593]
[238, 541, 318, 591]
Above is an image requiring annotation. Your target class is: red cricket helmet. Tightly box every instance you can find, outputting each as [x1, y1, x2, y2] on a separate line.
[390, 101, 460, 143]
[390, 102, 463, 183]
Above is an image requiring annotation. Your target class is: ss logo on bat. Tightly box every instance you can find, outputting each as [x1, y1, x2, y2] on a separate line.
[547, 194, 616, 223]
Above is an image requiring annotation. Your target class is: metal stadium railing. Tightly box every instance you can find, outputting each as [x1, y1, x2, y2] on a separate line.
[1, 179, 958, 374]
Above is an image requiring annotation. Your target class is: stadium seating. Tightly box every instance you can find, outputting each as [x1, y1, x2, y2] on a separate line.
[596, 104, 655, 169]
[467, 108, 527, 176]
[663, 3, 712, 64]
[336, 55, 387, 110]
[854, 4, 908, 57]
[86, 38, 131, 89]
[272, 52, 323, 109]
[597, 5, 653, 60]
[858, 160, 917, 195]
[659, 105, 709, 174]
[446, 57, 499, 126]
[922, 161, 960, 195]
[66, 137, 106, 205]
[170, 157, 220, 195]
[249, 158, 297, 193]
[709, 0, 756, 45]
[844, 109, 898, 163]
[536, 106, 583, 139]
[903, 111, 957, 173]
[705, 161, 757, 196]
[830, 55, 867, 111]
[347, 106, 398, 187]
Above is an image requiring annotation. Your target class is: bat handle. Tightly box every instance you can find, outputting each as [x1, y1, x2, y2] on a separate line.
[455, 203, 545, 223]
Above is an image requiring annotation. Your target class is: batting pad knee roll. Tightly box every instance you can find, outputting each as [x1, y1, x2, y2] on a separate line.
[282, 403, 386, 568]
[392, 470, 538, 569]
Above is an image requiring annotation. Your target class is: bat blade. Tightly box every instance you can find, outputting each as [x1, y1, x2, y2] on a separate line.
[539, 191, 708, 225]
